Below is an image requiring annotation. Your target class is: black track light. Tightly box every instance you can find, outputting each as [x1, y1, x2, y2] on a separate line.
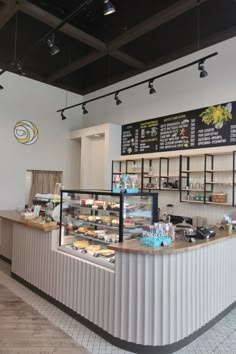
[61, 110, 67, 120]
[47, 33, 60, 56]
[114, 92, 122, 105]
[104, 0, 116, 15]
[82, 103, 88, 114]
[57, 52, 217, 115]
[0, 84, 4, 90]
[198, 60, 208, 78]
[16, 61, 26, 76]
[148, 79, 156, 94]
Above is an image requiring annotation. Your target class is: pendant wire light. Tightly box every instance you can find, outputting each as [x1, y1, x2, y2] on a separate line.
[104, 0, 116, 15]
[197, 0, 208, 78]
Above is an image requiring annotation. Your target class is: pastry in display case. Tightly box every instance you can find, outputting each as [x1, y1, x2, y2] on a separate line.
[58, 190, 158, 269]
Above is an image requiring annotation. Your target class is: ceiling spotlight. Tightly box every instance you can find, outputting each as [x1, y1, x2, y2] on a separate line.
[198, 60, 208, 78]
[82, 103, 88, 114]
[61, 110, 67, 120]
[104, 0, 116, 15]
[47, 33, 60, 56]
[114, 92, 122, 105]
[148, 79, 156, 94]
[0, 84, 4, 90]
[16, 61, 26, 76]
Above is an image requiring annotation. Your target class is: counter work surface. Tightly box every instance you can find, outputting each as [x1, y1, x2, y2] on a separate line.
[0, 210, 58, 232]
[109, 229, 236, 255]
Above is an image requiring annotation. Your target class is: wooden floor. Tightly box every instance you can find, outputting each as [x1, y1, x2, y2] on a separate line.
[0, 283, 90, 354]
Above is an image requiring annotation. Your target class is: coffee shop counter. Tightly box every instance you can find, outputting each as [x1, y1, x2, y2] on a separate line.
[0, 210, 236, 353]
[107, 231, 236, 353]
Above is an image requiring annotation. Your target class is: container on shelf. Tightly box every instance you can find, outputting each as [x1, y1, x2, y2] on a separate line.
[211, 193, 227, 203]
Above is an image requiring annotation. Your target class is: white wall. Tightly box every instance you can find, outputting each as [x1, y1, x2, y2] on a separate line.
[70, 123, 121, 190]
[0, 71, 83, 210]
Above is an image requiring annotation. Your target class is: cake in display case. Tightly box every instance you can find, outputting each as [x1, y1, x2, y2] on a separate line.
[59, 190, 158, 268]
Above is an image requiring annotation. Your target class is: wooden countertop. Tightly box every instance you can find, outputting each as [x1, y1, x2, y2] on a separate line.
[108, 230, 236, 255]
[0, 210, 59, 232]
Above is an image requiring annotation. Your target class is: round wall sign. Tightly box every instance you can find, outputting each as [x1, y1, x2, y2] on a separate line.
[14, 120, 39, 145]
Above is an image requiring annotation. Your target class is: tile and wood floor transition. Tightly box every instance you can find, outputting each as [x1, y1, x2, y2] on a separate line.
[0, 259, 236, 354]
[0, 283, 89, 354]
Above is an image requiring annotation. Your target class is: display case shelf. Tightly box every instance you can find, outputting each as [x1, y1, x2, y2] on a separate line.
[181, 189, 204, 192]
[142, 187, 159, 191]
[205, 169, 232, 172]
[205, 202, 232, 206]
[205, 182, 232, 185]
[74, 219, 142, 231]
[159, 187, 179, 191]
[72, 232, 110, 246]
[181, 200, 204, 203]
[181, 170, 203, 173]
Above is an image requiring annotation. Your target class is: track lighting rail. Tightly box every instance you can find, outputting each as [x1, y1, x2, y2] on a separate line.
[57, 51, 218, 116]
[0, 0, 94, 77]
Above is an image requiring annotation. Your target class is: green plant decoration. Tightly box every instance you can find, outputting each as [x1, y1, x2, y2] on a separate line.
[200, 104, 232, 129]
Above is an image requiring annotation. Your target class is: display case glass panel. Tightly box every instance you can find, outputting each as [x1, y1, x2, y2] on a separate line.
[59, 190, 158, 268]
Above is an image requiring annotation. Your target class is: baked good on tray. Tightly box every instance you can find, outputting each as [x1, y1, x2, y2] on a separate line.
[79, 214, 88, 221]
[88, 215, 96, 222]
[111, 218, 119, 226]
[77, 227, 86, 233]
[73, 240, 89, 249]
[123, 219, 136, 228]
[98, 249, 115, 257]
[95, 216, 102, 223]
[102, 216, 112, 225]
[86, 245, 101, 253]
[87, 229, 95, 236]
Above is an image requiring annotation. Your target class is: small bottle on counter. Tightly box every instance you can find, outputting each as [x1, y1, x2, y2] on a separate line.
[168, 223, 176, 241]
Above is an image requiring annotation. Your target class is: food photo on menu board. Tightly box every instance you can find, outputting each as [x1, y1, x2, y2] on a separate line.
[121, 101, 236, 155]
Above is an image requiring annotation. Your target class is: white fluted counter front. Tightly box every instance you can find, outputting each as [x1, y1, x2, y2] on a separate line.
[108, 234, 236, 353]
[1, 210, 236, 354]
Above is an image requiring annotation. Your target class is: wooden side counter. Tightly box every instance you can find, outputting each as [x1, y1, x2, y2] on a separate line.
[0, 210, 58, 232]
[0, 210, 58, 263]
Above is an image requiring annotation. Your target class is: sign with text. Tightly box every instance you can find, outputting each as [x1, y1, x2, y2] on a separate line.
[121, 101, 236, 155]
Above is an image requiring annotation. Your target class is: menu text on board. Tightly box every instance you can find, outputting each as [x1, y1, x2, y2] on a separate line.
[121, 101, 235, 155]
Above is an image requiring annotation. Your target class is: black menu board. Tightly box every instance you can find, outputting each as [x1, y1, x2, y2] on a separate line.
[121, 101, 236, 155]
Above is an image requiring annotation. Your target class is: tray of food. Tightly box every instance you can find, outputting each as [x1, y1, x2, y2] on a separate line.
[98, 249, 115, 258]
[73, 240, 89, 249]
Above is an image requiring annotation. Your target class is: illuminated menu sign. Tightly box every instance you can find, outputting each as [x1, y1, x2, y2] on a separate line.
[121, 101, 236, 155]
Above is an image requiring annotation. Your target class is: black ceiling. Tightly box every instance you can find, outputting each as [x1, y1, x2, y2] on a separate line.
[0, 0, 235, 95]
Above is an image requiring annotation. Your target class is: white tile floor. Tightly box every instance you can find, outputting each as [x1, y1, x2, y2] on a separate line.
[0, 259, 236, 354]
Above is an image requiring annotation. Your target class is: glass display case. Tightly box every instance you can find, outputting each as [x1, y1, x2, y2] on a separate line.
[59, 190, 158, 269]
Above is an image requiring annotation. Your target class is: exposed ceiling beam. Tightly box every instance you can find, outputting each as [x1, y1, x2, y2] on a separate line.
[47, 0, 207, 82]
[49, 51, 105, 82]
[0, 0, 18, 30]
[17, 0, 144, 72]
[48, 50, 144, 82]
[18, 0, 107, 52]
[111, 50, 145, 69]
[80, 25, 235, 95]
[108, 0, 208, 51]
